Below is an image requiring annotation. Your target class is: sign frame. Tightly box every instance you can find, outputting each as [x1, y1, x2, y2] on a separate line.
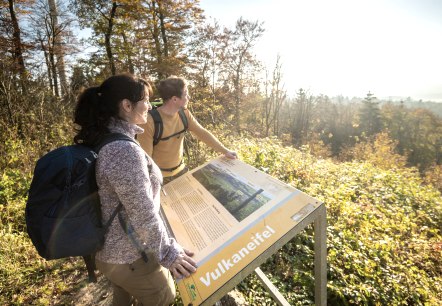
[159, 157, 327, 305]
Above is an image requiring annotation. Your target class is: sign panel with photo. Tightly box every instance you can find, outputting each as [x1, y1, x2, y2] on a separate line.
[160, 156, 322, 305]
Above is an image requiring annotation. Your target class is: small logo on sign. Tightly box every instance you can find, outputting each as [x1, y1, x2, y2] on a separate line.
[186, 283, 197, 301]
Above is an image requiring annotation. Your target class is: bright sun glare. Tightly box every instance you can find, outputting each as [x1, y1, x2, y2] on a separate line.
[200, 0, 442, 101]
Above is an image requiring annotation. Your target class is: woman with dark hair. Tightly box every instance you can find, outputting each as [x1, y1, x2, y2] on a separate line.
[74, 74, 197, 305]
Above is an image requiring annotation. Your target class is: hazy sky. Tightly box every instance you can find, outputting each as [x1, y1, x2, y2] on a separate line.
[199, 0, 442, 101]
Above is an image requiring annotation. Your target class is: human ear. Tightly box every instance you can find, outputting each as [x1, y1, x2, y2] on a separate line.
[121, 99, 133, 113]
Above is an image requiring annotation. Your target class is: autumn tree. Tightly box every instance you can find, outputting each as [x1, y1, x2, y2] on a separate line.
[72, 0, 128, 76]
[72, 0, 203, 79]
[0, 0, 33, 126]
[347, 131, 408, 169]
[0, 0, 29, 94]
[314, 96, 360, 155]
[381, 101, 407, 154]
[290, 88, 316, 147]
[28, 0, 77, 98]
[404, 108, 442, 171]
[188, 20, 225, 91]
[140, 0, 203, 78]
[47, 0, 67, 95]
[359, 91, 382, 137]
[263, 54, 286, 136]
[184, 20, 223, 125]
[221, 17, 264, 133]
[381, 102, 442, 172]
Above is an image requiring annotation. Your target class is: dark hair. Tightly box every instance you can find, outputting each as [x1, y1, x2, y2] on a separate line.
[74, 74, 152, 146]
[157, 76, 187, 102]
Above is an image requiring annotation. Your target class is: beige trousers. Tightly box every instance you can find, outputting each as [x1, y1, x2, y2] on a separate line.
[96, 255, 175, 306]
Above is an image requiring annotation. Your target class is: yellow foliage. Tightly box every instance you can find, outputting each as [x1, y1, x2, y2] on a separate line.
[342, 132, 408, 170]
[424, 164, 442, 191]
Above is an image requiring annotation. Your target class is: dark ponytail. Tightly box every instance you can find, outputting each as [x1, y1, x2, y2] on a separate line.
[74, 74, 151, 146]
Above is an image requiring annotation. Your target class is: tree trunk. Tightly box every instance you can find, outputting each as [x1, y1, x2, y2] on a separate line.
[48, 0, 68, 97]
[105, 2, 118, 75]
[39, 37, 54, 94]
[8, 0, 27, 91]
[233, 51, 246, 134]
[0, 79, 15, 125]
[234, 71, 241, 134]
[158, 3, 168, 57]
[122, 32, 134, 74]
[45, 0, 59, 96]
[49, 46, 59, 97]
[151, 1, 163, 78]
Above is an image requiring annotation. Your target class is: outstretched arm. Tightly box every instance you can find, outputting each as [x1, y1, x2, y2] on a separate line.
[224, 150, 238, 159]
[187, 110, 237, 159]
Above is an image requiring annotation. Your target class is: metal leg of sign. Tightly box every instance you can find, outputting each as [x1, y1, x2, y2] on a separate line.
[254, 205, 327, 306]
[314, 205, 327, 306]
[254, 267, 291, 306]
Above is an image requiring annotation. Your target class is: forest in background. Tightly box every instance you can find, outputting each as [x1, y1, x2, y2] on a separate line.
[1, 0, 441, 183]
[1, 0, 441, 305]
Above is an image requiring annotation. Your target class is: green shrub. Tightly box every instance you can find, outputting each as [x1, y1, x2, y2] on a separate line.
[0, 117, 85, 305]
[231, 136, 442, 305]
[1, 128, 441, 305]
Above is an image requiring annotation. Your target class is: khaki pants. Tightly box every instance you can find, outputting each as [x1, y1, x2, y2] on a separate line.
[96, 255, 175, 306]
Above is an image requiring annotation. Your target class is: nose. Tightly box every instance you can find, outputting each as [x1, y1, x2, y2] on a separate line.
[147, 101, 152, 110]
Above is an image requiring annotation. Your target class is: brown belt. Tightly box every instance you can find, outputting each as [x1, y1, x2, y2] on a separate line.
[160, 160, 183, 172]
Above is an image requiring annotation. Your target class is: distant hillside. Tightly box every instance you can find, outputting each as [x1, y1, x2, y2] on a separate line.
[392, 100, 442, 118]
[329, 96, 442, 117]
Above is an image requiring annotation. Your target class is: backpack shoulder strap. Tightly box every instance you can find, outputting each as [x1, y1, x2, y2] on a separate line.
[93, 132, 135, 229]
[150, 108, 188, 145]
[178, 108, 188, 130]
[150, 108, 163, 146]
[95, 133, 137, 153]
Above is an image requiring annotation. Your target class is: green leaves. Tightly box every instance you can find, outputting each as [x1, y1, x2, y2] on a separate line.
[226, 136, 442, 305]
[0, 126, 441, 304]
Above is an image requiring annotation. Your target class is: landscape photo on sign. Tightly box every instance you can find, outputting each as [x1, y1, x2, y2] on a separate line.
[192, 163, 273, 221]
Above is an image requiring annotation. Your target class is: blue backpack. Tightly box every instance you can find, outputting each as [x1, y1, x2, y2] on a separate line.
[25, 133, 136, 282]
